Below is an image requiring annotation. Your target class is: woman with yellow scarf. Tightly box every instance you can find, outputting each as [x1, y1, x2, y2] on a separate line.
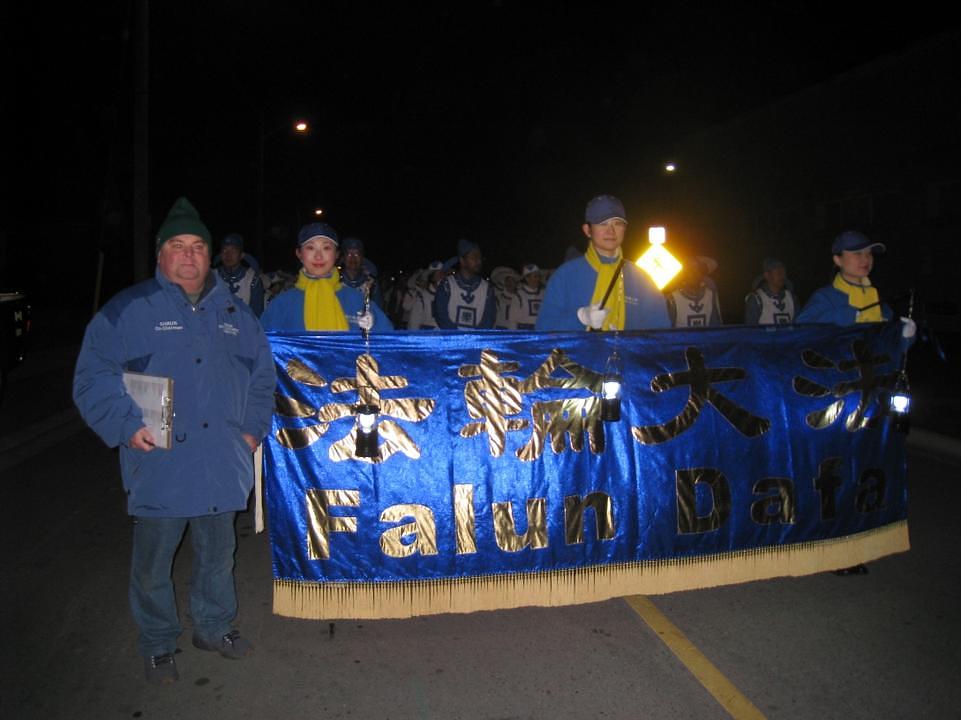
[261, 222, 391, 332]
[797, 231, 915, 337]
[797, 230, 915, 577]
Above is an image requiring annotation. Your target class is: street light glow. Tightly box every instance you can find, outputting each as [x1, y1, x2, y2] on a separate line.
[295, 121, 309, 133]
[314, 208, 324, 216]
[648, 226, 666, 245]
[664, 162, 676, 173]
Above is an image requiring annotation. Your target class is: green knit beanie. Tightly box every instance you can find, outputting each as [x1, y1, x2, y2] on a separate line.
[155, 197, 212, 253]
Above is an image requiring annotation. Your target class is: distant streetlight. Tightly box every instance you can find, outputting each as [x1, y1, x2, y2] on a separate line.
[314, 208, 324, 217]
[664, 162, 677, 173]
[256, 117, 310, 258]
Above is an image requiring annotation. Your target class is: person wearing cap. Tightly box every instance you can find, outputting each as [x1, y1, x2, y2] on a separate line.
[72, 197, 276, 684]
[665, 255, 723, 327]
[213, 233, 265, 316]
[744, 257, 798, 325]
[797, 231, 916, 336]
[260, 222, 391, 332]
[432, 238, 497, 330]
[407, 261, 446, 330]
[797, 230, 916, 577]
[339, 236, 385, 312]
[507, 263, 546, 330]
[535, 195, 670, 331]
[490, 266, 521, 329]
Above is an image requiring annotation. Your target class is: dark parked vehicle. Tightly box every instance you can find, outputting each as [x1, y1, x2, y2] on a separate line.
[1, 291, 30, 402]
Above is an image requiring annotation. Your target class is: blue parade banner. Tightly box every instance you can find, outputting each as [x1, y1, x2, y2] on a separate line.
[264, 323, 909, 619]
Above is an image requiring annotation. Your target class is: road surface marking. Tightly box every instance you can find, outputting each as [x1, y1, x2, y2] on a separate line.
[625, 595, 767, 720]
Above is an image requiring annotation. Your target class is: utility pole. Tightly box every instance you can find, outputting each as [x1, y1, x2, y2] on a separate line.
[132, 0, 151, 282]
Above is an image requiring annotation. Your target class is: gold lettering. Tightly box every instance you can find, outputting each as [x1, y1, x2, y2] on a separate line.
[454, 484, 477, 555]
[306, 489, 360, 560]
[564, 492, 616, 544]
[856, 469, 886, 513]
[492, 498, 548, 552]
[675, 468, 731, 534]
[814, 457, 843, 521]
[750, 477, 796, 525]
[379, 504, 438, 558]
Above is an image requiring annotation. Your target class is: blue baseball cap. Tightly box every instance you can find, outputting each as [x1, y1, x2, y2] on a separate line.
[222, 233, 244, 249]
[457, 238, 480, 257]
[297, 222, 339, 247]
[585, 195, 627, 225]
[832, 230, 885, 255]
[342, 236, 364, 253]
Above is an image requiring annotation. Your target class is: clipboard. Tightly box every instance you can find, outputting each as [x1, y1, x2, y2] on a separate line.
[122, 371, 174, 449]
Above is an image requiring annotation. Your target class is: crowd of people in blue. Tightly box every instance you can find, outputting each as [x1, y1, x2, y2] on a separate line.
[71, 193, 916, 685]
[215, 192, 914, 340]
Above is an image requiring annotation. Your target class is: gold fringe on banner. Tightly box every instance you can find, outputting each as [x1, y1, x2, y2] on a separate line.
[273, 520, 909, 620]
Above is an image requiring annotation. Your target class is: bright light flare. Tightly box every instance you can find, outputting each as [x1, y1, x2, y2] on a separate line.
[648, 226, 666, 245]
[665, 163, 676, 173]
[294, 121, 309, 133]
[636, 244, 683, 290]
[602, 380, 622, 400]
[890, 393, 910, 414]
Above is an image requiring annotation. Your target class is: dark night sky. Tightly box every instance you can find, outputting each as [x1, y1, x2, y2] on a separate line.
[9, 1, 960, 286]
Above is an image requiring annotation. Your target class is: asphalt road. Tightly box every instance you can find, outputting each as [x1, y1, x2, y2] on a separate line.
[2, 320, 959, 719]
[3, 409, 960, 719]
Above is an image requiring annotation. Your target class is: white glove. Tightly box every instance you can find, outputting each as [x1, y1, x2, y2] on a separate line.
[900, 317, 916, 339]
[357, 311, 374, 331]
[577, 303, 609, 330]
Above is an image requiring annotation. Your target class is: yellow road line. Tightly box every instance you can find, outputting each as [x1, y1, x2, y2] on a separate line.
[624, 595, 767, 720]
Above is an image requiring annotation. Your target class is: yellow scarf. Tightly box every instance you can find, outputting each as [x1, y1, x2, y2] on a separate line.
[296, 268, 349, 331]
[832, 273, 882, 323]
[585, 245, 626, 331]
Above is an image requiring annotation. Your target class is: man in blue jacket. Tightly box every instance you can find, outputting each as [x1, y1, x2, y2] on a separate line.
[432, 238, 497, 329]
[535, 195, 670, 331]
[73, 197, 276, 685]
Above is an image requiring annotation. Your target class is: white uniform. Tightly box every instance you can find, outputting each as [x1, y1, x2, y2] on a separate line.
[669, 285, 722, 327]
[407, 286, 439, 330]
[507, 285, 545, 330]
[749, 287, 796, 324]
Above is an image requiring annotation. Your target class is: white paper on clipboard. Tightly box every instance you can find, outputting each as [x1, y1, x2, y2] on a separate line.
[122, 372, 174, 449]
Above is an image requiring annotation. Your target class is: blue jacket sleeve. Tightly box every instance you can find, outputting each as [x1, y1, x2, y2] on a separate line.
[535, 267, 582, 331]
[72, 312, 145, 448]
[743, 294, 761, 324]
[433, 279, 457, 329]
[796, 287, 837, 324]
[240, 316, 277, 440]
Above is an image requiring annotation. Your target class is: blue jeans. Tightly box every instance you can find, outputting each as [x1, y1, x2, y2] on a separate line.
[130, 513, 237, 658]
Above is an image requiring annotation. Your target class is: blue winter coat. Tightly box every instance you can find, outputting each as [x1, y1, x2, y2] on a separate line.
[796, 283, 892, 325]
[260, 284, 393, 332]
[72, 270, 276, 518]
[796, 279, 914, 353]
[535, 254, 671, 331]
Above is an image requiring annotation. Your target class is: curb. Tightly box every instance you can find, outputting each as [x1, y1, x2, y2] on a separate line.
[0, 408, 88, 474]
[906, 428, 961, 466]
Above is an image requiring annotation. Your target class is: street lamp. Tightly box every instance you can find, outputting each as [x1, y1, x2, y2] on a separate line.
[256, 117, 309, 259]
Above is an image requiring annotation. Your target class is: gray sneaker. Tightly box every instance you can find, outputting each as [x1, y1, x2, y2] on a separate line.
[192, 629, 253, 659]
[144, 652, 179, 685]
